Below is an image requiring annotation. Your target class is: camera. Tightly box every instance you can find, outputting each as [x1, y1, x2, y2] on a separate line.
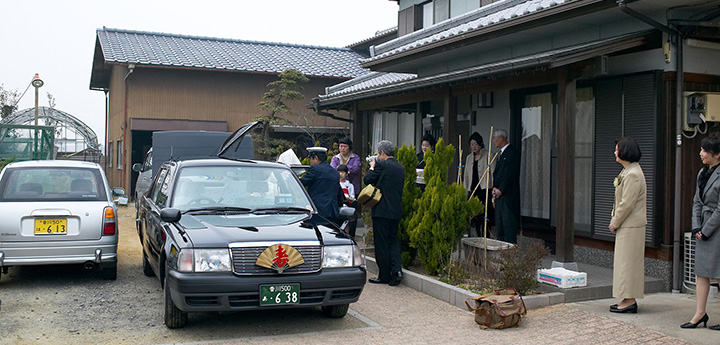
[366, 155, 376, 163]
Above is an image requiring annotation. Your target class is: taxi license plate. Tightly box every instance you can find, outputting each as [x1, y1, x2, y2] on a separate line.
[34, 219, 67, 235]
[260, 284, 299, 306]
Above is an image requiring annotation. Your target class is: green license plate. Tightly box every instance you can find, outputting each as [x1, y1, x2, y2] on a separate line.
[260, 284, 299, 306]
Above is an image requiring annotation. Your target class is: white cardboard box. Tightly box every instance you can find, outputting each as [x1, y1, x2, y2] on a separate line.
[537, 267, 587, 288]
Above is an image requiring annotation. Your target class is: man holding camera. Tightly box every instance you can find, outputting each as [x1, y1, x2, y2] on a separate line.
[363, 140, 405, 286]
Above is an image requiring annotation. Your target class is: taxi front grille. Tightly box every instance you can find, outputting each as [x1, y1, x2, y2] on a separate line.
[231, 246, 322, 275]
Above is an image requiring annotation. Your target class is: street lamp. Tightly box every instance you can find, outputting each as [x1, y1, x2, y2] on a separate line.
[32, 73, 44, 126]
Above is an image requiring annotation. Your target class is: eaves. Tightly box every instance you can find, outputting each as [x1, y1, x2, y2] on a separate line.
[362, 0, 619, 71]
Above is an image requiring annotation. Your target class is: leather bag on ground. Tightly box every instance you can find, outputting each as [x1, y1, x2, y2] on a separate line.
[465, 288, 527, 329]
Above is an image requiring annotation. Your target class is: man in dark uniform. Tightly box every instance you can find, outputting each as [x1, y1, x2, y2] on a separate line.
[300, 147, 343, 225]
[491, 129, 521, 244]
[364, 140, 405, 286]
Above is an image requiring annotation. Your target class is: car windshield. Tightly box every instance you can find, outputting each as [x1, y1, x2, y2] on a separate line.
[171, 165, 312, 212]
[0, 167, 107, 202]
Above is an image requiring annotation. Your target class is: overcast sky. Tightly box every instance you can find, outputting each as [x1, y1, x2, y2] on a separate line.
[0, 0, 399, 147]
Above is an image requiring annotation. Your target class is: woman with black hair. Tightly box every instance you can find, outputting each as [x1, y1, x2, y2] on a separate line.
[330, 137, 361, 238]
[416, 134, 436, 192]
[464, 132, 495, 237]
[416, 133, 436, 169]
[682, 132, 720, 329]
[609, 137, 646, 314]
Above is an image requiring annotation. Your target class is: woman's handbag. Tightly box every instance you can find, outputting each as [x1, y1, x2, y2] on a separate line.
[465, 288, 527, 329]
[357, 168, 386, 208]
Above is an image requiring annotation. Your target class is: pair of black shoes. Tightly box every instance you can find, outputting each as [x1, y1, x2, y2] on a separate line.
[368, 272, 403, 286]
[609, 302, 637, 313]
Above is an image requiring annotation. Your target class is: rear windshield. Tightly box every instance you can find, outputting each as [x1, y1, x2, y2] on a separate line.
[0, 167, 108, 202]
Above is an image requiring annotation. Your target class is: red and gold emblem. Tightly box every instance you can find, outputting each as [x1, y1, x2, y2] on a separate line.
[255, 244, 305, 273]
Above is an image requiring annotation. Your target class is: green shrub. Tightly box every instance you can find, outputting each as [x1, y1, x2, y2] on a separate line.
[407, 138, 482, 275]
[492, 242, 550, 295]
[396, 144, 421, 267]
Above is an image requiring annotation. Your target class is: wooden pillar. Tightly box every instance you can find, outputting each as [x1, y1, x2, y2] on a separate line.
[556, 67, 576, 262]
[443, 88, 458, 184]
[350, 103, 364, 159]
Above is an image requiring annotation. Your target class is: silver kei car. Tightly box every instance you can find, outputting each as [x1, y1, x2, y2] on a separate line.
[0, 160, 123, 281]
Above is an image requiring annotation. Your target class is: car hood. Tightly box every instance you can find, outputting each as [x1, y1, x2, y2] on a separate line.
[176, 214, 351, 248]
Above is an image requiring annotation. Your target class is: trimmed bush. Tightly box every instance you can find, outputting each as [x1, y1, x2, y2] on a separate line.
[407, 138, 482, 275]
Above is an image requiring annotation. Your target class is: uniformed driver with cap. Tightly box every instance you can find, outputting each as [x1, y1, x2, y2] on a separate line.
[300, 147, 343, 225]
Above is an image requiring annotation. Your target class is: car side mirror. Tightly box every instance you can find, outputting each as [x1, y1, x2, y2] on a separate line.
[132, 163, 142, 172]
[339, 206, 355, 219]
[160, 208, 182, 223]
[112, 187, 126, 197]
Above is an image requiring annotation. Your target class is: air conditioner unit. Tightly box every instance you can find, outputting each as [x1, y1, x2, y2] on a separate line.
[684, 232, 696, 286]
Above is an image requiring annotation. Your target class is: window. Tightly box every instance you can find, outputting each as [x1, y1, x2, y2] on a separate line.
[0, 167, 107, 201]
[108, 141, 113, 168]
[371, 111, 415, 153]
[422, 1, 434, 28]
[150, 169, 168, 206]
[116, 140, 123, 170]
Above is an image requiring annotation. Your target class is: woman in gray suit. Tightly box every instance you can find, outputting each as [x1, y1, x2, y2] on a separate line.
[682, 132, 720, 329]
[608, 137, 646, 314]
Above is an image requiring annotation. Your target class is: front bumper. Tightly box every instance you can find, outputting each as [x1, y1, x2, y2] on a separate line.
[166, 267, 367, 312]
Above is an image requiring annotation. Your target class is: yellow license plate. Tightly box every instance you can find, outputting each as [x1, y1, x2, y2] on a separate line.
[34, 219, 67, 235]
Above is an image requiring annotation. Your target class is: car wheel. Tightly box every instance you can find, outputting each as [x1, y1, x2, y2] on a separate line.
[102, 264, 117, 280]
[321, 304, 349, 318]
[142, 250, 155, 277]
[164, 274, 187, 328]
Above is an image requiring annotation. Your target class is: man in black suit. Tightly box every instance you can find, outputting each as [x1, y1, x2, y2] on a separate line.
[300, 147, 343, 225]
[492, 129, 521, 244]
[363, 140, 405, 286]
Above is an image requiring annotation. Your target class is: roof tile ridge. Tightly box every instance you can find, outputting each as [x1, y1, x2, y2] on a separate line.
[96, 27, 353, 51]
[326, 71, 388, 94]
[372, 0, 545, 56]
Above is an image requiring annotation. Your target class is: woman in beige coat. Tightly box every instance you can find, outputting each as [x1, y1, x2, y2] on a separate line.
[609, 137, 647, 313]
[464, 132, 495, 237]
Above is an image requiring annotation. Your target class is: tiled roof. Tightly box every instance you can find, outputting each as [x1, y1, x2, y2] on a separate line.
[346, 27, 398, 48]
[323, 72, 416, 97]
[319, 30, 654, 106]
[365, 0, 579, 63]
[97, 28, 368, 78]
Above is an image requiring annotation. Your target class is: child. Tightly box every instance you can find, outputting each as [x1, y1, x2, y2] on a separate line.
[337, 164, 355, 205]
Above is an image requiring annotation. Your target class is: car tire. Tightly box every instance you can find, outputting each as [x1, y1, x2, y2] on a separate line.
[321, 304, 349, 318]
[142, 250, 155, 277]
[164, 274, 187, 328]
[102, 264, 117, 280]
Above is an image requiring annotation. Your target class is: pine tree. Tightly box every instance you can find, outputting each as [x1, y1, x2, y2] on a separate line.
[396, 144, 421, 267]
[407, 138, 482, 275]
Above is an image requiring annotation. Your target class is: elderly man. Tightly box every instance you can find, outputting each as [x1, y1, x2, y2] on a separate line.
[491, 129, 521, 244]
[363, 140, 405, 286]
[300, 147, 343, 225]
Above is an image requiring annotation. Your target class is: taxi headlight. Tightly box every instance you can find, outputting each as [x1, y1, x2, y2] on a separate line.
[177, 249, 232, 272]
[323, 245, 361, 268]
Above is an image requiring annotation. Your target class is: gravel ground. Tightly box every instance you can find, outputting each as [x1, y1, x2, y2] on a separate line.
[0, 204, 366, 344]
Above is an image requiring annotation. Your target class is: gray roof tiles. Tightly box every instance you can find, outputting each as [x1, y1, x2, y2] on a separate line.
[365, 0, 574, 63]
[97, 28, 368, 78]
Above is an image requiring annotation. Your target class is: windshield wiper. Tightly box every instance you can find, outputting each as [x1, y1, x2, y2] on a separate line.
[183, 206, 252, 215]
[251, 206, 312, 214]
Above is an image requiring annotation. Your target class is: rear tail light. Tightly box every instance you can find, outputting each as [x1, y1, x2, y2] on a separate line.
[103, 207, 117, 235]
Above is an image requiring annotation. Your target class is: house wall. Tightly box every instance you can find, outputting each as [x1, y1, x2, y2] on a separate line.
[471, 90, 510, 141]
[104, 66, 350, 190]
